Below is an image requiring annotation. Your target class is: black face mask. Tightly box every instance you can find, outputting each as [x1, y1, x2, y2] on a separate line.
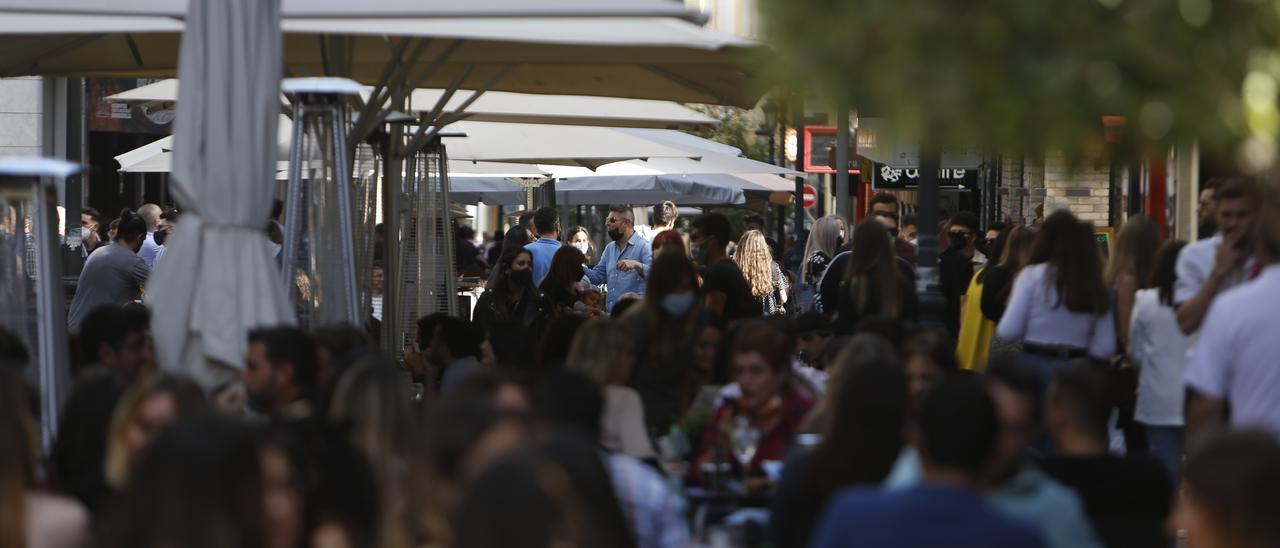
[154, 230, 169, 246]
[509, 269, 532, 287]
[949, 233, 969, 251]
[607, 228, 623, 242]
[835, 236, 845, 250]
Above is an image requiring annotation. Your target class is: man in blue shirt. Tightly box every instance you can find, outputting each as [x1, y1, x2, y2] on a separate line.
[524, 206, 562, 286]
[584, 205, 652, 311]
[812, 376, 1046, 548]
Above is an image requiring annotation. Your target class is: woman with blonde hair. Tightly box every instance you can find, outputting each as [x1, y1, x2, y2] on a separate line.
[566, 318, 657, 460]
[798, 215, 844, 312]
[735, 229, 789, 316]
[104, 374, 207, 490]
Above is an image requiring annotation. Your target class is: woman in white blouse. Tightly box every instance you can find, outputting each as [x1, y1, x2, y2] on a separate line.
[1129, 240, 1190, 478]
[565, 318, 658, 460]
[997, 210, 1116, 382]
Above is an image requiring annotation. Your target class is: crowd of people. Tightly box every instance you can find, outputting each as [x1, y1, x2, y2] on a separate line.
[5, 183, 1280, 548]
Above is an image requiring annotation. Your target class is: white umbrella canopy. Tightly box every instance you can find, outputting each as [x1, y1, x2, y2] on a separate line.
[439, 121, 702, 169]
[106, 78, 720, 130]
[145, 0, 292, 391]
[3, 0, 703, 19]
[114, 133, 545, 181]
[113, 120, 704, 172]
[0, 1, 761, 107]
[449, 174, 750, 206]
[114, 115, 295, 173]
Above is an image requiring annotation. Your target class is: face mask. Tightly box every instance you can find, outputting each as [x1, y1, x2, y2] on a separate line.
[154, 230, 170, 246]
[836, 232, 845, 249]
[908, 238, 918, 247]
[571, 241, 590, 255]
[661, 291, 696, 316]
[949, 233, 969, 251]
[509, 268, 532, 287]
[607, 228, 623, 242]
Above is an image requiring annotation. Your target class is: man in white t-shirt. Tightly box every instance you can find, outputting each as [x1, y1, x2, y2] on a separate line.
[633, 201, 678, 243]
[135, 203, 163, 268]
[1174, 179, 1256, 335]
[1185, 192, 1280, 440]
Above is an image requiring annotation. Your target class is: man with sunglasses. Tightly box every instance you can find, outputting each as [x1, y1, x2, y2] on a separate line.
[583, 205, 652, 312]
[939, 211, 983, 336]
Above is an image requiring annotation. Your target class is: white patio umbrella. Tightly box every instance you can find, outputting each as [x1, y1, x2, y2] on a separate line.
[144, 0, 292, 391]
[114, 116, 295, 174]
[439, 121, 701, 169]
[0, 2, 759, 107]
[107, 78, 720, 130]
[449, 174, 749, 206]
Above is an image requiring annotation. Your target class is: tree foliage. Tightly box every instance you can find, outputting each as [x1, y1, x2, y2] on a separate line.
[758, 0, 1280, 169]
[688, 105, 771, 162]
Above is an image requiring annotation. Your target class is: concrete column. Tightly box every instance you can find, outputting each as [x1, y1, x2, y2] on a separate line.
[0, 77, 42, 158]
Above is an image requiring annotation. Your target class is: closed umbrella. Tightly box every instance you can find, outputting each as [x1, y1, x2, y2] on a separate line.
[145, 0, 292, 390]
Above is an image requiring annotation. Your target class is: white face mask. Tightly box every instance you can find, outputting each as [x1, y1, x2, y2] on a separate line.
[571, 241, 590, 255]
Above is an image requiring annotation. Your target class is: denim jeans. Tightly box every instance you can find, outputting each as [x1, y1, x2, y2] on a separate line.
[1143, 424, 1184, 480]
[1019, 352, 1076, 385]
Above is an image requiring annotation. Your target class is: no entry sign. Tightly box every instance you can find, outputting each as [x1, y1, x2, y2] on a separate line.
[802, 184, 817, 208]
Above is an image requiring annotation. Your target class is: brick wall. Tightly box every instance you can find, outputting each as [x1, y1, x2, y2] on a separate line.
[1043, 151, 1111, 226]
[997, 151, 1112, 227]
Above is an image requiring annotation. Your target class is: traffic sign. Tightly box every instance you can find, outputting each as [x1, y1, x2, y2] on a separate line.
[802, 184, 817, 208]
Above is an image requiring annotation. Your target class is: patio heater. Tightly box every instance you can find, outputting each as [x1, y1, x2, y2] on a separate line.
[280, 77, 363, 330]
[352, 141, 381, 324]
[0, 157, 78, 452]
[395, 137, 458, 351]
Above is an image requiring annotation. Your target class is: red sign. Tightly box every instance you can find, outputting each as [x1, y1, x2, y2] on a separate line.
[803, 125, 859, 174]
[802, 184, 817, 208]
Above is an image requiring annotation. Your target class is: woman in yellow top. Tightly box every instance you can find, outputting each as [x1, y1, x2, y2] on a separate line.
[957, 226, 1035, 370]
[956, 265, 996, 371]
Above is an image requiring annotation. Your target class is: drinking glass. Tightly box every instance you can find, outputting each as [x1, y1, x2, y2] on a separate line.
[729, 416, 761, 487]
